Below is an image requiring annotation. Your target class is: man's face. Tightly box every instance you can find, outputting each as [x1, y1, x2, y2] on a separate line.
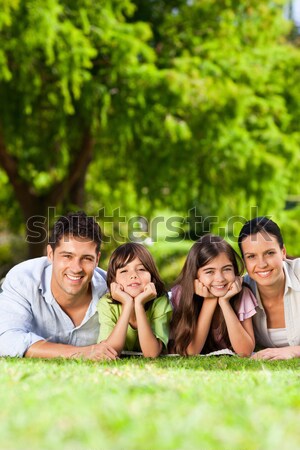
[47, 235, 100, 303]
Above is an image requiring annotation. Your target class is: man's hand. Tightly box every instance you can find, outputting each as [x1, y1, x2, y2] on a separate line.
[134, 282, 157, 306]
[78, 341, 118, 361]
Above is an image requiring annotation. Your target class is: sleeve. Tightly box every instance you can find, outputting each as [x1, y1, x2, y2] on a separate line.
[0, 276, 46, 357]
[97, 295, 120, 343]
[149, 295, 173, 348]
[237, 287, 258, 321]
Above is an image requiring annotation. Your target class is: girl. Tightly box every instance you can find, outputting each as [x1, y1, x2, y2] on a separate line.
[238, 216, 300, 360]
[97, 243, 172, 357]
[170, 234, 257, 356]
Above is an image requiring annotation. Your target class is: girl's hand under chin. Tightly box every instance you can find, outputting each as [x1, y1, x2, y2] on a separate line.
[194, 279, 217, 299]
[218, 276, 242, 304]
[134, 282, 157, 305]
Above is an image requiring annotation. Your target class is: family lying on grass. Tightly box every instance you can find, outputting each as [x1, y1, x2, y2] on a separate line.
[0, 211, 299, 361]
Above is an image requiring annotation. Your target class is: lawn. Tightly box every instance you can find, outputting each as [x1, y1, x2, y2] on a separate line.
[1, 356, 300, 450]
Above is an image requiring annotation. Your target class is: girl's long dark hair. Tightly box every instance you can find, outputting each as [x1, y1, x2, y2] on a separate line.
[170, 234, 244, 355]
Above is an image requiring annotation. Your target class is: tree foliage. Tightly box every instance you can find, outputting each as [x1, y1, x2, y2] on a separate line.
[0, 0, 300, 257]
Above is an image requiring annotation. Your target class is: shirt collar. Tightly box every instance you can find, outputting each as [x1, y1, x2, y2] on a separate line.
[283, 259, 300, 293]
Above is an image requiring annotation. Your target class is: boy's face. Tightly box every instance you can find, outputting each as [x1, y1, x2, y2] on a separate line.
[47, 234, 100, 303]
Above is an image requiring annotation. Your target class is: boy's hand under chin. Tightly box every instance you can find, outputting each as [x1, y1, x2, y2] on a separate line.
[134, 282, 157, 306]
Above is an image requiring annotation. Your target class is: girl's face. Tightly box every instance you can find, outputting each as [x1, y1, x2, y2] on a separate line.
[115, 257, 151, 296]
[241, 231, 286, 288]
[197, 252, 236, 297]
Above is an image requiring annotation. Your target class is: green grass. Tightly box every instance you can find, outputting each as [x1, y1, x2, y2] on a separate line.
[1, 357, 300, 450]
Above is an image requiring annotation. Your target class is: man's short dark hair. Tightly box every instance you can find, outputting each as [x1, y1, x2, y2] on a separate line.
[49, 211, 102, 253]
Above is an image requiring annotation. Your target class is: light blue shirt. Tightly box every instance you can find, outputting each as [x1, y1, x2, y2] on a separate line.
[0, 257, 107, 357]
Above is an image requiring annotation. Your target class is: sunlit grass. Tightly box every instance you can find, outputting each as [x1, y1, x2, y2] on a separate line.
[1, 357, 300, 450]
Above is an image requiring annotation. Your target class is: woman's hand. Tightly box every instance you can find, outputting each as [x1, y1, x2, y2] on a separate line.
[110, 282, 133, 305]
[251, 346, 299, 360]
[194, 279, 216, 299]
[218, 276, 242, 305]
[134, 282, 157, 306]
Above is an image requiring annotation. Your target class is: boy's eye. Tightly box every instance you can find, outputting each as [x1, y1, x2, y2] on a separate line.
[246, 255, 255, 259]
[119, 269, 127, 273]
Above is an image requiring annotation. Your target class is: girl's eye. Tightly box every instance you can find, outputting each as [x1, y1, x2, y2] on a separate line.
[119, 269, 127, 274]
[246, 255, 255, 259]
[224, 268, 233, 272]
[267, 251, 275, 256]
[204, 271, 213, 275]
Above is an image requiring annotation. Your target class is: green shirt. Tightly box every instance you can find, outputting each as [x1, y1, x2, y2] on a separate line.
[97, 294, 173, 352]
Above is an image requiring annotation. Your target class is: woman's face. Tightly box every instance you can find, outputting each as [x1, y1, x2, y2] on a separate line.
[115, 257, 151, 296]
[241, 231, 286, 288]
[197, 252, 236, 297]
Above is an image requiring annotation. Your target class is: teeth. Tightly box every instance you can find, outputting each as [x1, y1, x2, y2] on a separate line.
[67, 275, 82, 280]
[257, 271, 271, 277]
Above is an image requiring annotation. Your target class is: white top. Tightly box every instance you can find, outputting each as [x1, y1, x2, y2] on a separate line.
[267, 328, 288, 347]
[244, 259, 300, 348]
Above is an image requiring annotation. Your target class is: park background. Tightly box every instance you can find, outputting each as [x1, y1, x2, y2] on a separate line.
[1, 2, 300, 450]
[0, 0, 300, 285]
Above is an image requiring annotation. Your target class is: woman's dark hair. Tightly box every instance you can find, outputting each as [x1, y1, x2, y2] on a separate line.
[238, 216, 284, 255]
[49, 211, 102, 253]
[170, 234, 244, 355]
[107, 242, 165, 298]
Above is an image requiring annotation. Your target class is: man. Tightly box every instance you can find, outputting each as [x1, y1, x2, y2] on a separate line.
[0, 211, 117, 360]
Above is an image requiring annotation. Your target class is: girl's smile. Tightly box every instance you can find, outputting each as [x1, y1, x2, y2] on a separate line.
[197, 252, 236, 297]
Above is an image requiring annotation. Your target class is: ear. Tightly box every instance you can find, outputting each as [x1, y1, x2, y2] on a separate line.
[282, 246, 287, 260]
[47, 244, 54, 262]
[96, 251, 101, 266]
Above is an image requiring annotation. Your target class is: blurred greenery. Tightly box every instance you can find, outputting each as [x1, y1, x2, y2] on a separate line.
[0, 0, 300, 279]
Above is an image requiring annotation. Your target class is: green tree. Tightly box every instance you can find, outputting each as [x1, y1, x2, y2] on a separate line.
[1, 0, 300, 259]
[0, 0, 159, 257]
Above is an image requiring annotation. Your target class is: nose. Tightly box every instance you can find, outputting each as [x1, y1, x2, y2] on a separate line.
[215, 271, 225, 281]
[130, 272, 138, 279]
[257, 256, 268, 268]
[70, 258, 83, 273]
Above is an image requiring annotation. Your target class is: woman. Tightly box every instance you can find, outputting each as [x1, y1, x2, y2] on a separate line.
[238, 216, 300, 360]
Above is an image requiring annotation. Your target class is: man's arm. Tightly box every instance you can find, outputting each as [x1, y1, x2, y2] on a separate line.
[25, 340, 118, 360]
